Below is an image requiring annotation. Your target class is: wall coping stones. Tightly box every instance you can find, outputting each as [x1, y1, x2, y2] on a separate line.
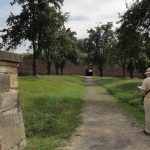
[0, 50, 23, 63]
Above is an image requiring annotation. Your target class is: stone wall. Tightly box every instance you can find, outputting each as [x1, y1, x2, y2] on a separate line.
[0, 51, 26, 150]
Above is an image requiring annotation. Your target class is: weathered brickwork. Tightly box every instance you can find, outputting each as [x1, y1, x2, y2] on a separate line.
[0, 51, 26, 150]
[18, 58, 142, 77]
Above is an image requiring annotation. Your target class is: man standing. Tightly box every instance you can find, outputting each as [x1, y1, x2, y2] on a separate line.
[141, 68, 150, 135]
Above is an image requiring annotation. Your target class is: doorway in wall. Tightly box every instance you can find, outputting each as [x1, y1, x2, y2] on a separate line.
[85, 68, 93, 76]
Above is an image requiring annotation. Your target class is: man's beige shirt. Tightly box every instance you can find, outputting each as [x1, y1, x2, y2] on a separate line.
[142, 77, 150, 98]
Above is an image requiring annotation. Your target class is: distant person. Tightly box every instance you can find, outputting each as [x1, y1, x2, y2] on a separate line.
[141, 68, 150, 135]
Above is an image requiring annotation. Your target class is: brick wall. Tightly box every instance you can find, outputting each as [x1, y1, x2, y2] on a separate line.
[18, 58, 142, 78]
[0, 51, 26, 150]
[18, 58, 86, 76]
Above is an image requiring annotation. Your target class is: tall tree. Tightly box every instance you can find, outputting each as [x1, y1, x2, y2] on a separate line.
[0, 0, 66, 76]
[77, 39, 88, 52]
[116, 0, 150, 78]
[43, 13, 67, 75]
[116, 25, 142, 78]
[86, 22, 115, 77]
[53, 27, 79, 75]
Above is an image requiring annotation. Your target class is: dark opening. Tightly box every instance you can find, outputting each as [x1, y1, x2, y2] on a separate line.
[85, 68, 93, 76]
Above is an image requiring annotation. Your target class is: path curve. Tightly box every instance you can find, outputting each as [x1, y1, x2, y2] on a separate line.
[63, 77, 150, 150]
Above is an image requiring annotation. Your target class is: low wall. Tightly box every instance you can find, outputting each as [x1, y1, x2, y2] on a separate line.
[0, 51, 26, 150]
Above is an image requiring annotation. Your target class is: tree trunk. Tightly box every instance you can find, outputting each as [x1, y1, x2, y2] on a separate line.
[99, 65, 103, 77]
[56, 68, 59, 75]
[127, 61, 134, 79]
[47, 61, 51, 75]
[122, 66, 126, 78]
[55, 63, 59, 75]
[60, 67, 63, 75]
[33, 53, 37, 76]
[129, 70, 134, 79]
[32, 41, 37, 76]
[60, 63, 65, 75]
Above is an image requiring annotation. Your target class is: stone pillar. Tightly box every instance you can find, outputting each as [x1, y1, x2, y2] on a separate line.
[0, 51, 26, 150]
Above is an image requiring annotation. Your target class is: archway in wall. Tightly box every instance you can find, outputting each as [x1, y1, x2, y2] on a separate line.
[85, 68, 93, 76]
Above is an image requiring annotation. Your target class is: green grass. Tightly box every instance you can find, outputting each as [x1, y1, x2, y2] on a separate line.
[19, 76, 85, 150]
[94, 77, 144, 125]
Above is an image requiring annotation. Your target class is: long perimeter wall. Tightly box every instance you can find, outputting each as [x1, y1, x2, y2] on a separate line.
[18, 58, 142, 77]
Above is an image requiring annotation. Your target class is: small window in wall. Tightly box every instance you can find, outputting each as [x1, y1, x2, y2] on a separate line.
[85, 68, 93, 76]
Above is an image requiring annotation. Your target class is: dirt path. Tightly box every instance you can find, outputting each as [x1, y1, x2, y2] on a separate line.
[63, 77, 150, 150]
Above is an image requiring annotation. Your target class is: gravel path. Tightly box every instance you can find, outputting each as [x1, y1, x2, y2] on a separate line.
[63, 77, 150, 150]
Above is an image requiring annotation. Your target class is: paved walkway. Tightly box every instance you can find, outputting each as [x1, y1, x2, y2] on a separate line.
[63, 77, 150, 150]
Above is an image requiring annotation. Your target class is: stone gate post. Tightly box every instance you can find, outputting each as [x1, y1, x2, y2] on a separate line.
[0, 51, 26, 150]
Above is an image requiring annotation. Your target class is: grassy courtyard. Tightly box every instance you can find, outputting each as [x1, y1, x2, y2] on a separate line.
[19, 76, 85, 150]
[18, 76, 145, 149]
[95, 77, 144, 125]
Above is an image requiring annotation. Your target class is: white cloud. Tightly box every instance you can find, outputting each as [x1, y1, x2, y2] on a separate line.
[62, 0, 134, 39]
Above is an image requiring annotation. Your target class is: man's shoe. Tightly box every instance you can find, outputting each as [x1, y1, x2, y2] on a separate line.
[143, 130, 150, 136]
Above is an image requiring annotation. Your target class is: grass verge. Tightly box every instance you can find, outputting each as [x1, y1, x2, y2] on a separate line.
[19, 76, 85, 150]
[94, 77, 144, 125]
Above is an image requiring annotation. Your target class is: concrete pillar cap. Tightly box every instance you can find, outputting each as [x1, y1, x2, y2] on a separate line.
[0, 50, 22, 63]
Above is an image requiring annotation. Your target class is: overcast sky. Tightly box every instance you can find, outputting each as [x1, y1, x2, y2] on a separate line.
[62, 0, 134, 39]
[0, 0, 134, 53]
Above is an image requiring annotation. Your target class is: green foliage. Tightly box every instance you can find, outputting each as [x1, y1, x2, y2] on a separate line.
[1, 0, 65, 50]
[19, 76, 85, 150]
[22, 53, 33, 59]
[86, 22, 115, 76]
[0, 0, 67, 76]
[136, 51, 150, 77]
[116, 0, 150, 78]
[77, 38, 88, 52]
[95, 77, 144, 124]
[116, 6, 142, 77]
[52, 27, 79, 75]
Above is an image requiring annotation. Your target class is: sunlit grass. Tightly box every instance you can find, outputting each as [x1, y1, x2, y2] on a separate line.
[95, 77, 144, 124]
[19, 76, 85, 150]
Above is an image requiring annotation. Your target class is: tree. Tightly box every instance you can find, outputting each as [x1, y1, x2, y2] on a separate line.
[77, 39, 88, 52]
[52, 27, 79, 75]
[43, 37, 55, 75]
[136, 51, 150, 77]
[116, 0, 150, 78]
[43, 13, 67, 75]
[0, 0, 66, 76]
[115, 26, 142, 78]
[86, 22, 115, 77]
